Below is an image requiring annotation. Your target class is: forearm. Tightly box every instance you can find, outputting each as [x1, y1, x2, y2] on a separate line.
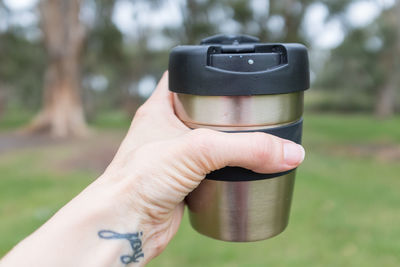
[0, 178, 160, 267]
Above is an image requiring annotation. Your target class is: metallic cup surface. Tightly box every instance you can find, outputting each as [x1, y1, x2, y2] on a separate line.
[174, 91, 304, 242]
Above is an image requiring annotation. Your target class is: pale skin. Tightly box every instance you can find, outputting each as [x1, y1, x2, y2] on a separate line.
[0, 72, 305, 267]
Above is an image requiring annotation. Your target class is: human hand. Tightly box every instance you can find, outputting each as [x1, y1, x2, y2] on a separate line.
[97, 71, 305, 264]
[0, 72, 305, 267]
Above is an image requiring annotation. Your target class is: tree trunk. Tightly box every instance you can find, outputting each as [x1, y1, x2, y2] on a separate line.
[374, 2, 400, 118]
[0, 85, 6, 119]
[25, 0, 87, 137]
[375, 76, 396, 118]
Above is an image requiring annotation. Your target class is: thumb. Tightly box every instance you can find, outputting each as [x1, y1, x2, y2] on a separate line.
[130, 129, 304, 209]
[180, 128, 305, 179]
[126, 128, 305, 214]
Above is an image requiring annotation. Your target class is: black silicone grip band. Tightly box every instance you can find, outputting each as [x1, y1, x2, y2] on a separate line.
[205, 118, 303, 182]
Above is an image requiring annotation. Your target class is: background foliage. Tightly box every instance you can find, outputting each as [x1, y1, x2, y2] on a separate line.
[0, 0, 399, 118]
[0, 0, 399, 266]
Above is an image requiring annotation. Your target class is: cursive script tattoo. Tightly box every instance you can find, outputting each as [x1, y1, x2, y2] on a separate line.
[98, 230, 144, 264]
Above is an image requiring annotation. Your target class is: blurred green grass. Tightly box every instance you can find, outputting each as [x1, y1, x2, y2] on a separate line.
[0, 108, 132, 131]
[1, 112, 400, 266]
[0, 149, 94, 255]
[0, 108, 32, 131]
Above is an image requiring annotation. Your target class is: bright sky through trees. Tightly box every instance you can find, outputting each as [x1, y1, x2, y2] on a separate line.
[3, 0, 395, 49]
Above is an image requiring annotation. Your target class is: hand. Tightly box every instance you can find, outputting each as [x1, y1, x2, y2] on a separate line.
[0, 72, 305, 267]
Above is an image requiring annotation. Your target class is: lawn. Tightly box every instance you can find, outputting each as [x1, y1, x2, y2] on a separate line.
[0, 112, 399, 266]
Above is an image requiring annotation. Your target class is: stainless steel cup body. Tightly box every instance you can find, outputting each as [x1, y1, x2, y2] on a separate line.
[174, 91, 304, 242]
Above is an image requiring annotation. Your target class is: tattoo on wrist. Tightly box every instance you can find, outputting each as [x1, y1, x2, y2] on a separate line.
[98, 230, 144, 264]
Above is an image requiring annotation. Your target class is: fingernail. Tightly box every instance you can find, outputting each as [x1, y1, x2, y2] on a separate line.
[283, 143, 305, 166]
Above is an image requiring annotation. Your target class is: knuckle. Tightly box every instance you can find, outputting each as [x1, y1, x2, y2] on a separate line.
[185, 128, 220, 171]
[188, 128, 215, 154]
[134, 104, 152, 120]
[251, 132, 277, 163]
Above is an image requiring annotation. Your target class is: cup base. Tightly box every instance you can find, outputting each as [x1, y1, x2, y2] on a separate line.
[186, 172, 296, 242]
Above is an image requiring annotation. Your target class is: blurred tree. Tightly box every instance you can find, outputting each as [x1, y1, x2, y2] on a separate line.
[82, 0, 127, 117]
[0, 1, 46, 113]
[83, 0, 165, 118]
[25, 0, 87, 137]
[315, 29, 380, 112]
[0, 1, 11, 118]
[0, 31, 46, 109]
[165, 0, 314, 45]
[268, 0, 312, 43]
[2, 0, 398, 121]
[374, 2, 400, 117]
[316, 1, 399, 117]
[221, 0, 319, 44]
[165, 0, 218, 44]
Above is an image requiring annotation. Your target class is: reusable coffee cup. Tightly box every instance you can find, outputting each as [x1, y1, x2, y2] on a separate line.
[168, 34, 309, 242]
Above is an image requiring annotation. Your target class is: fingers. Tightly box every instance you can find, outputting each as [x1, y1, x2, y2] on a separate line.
[139, 71, 174, 114]
[183, 128, 305, 175]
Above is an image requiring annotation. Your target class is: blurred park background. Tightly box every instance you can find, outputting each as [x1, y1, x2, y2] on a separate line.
[0, 0, 399, 266]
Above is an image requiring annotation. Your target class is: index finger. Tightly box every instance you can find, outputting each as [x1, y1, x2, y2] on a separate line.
[141, 71, 174, 114]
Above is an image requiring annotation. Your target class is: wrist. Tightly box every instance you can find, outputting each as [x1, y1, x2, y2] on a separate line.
[92, 174, 170, 266]
[1, 176, 159, 267]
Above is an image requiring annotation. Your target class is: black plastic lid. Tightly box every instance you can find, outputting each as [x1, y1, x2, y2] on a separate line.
[168, 34, 310, 96]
